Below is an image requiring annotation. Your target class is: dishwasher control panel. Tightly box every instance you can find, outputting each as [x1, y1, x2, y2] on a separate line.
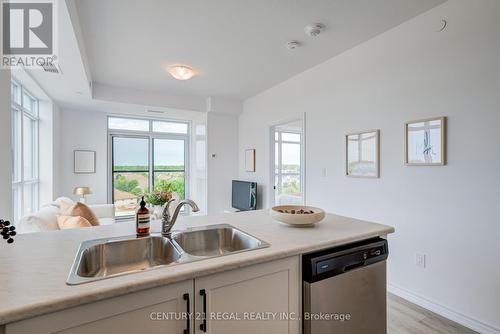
[303, 237, 388, 283]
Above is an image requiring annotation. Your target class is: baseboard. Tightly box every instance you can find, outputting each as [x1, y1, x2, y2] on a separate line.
[388, 283, 500, 334]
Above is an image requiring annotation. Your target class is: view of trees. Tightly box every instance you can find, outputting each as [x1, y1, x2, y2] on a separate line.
[154, 176, 185, 199]
[283, 179, 300, 195]
[113, 167, 185, 201]
[114, 165, 184, 172]
[114, 174, 143, 196]
[280, 164, 300, 173]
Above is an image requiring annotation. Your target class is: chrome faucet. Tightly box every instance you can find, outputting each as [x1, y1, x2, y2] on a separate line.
[161, 199, 200, 237]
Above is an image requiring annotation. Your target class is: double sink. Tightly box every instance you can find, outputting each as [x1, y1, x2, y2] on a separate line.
[67, 224, 270, 285]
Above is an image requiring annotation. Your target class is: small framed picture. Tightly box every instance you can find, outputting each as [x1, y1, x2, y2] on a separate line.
[245, 149, 256, 172]
[346, 130, 380, 178]
[405, 117, 446, 166]
[74, 150, 96, 174]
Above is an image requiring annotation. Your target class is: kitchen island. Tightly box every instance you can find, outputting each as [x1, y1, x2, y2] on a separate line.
[0, 210, 394, 333]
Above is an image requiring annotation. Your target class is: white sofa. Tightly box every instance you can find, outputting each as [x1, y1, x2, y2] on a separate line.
[17, 197, 115, 234]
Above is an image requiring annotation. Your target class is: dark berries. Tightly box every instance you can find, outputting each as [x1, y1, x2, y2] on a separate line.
[0, 220, 15, 244]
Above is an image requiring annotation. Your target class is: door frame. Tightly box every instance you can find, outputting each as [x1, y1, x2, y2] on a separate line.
[268, 113, 306, 208]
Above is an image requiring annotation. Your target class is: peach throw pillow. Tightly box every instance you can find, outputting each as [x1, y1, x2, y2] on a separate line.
[57, 215, 92, 229]
[61, 202, 100, 226]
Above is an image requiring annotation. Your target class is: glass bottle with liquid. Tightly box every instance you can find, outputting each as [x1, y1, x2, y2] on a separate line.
[136, 196, 150, 236]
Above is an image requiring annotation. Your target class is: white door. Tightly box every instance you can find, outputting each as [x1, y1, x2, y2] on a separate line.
[271, 119, 305, 206]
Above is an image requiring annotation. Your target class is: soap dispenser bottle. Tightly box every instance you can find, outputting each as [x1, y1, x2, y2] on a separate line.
[136, 196, 150, 236]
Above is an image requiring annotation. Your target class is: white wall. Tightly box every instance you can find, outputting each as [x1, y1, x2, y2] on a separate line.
[38, 100, 54, 205]
[188, 116, 208, 214]
[239, 0, 500, 332]
[207, 113, 239, 213]
[59, 108, 108, 204]
[39, 102, 62, 205]
[52, 104, 62, 198]
[0, 69, 12, 221]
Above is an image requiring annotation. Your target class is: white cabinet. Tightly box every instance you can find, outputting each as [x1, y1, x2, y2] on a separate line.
[6, 256, 300, 334]
[6, 280, 193, 334]
[195, 256, 300, 334]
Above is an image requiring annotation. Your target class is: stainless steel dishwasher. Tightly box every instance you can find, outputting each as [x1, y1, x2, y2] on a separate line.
[303, 238, 389, 334]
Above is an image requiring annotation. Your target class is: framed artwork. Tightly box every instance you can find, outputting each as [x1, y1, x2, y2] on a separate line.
[405, 117, 446, 166]
[74, 150, 96, 174]
[346, 130, 380, 178]
[245, 149, 256, 172]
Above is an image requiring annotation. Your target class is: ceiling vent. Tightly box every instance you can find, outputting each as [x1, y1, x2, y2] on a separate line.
[305, 23, 325, 37]
[41, 62, 62, 74]
[147, 110, 166, 114]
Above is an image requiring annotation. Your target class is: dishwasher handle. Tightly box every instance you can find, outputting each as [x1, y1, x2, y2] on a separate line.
[343, 259, 366, 272]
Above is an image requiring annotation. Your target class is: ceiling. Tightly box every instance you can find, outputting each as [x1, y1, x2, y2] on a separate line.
[75, 0, 446, 102]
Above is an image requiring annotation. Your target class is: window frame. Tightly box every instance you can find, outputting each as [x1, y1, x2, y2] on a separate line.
[107, 116, 190, 218]
[272, 128, 304, 206]
[11, 79, 40, 223]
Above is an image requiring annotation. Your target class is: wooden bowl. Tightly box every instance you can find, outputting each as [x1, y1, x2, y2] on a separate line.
[270, 205, 325, 226]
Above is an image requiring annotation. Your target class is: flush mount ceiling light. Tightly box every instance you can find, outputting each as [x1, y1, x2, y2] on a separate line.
[305, 23, 325, 37]
[167, 65, 195, 80]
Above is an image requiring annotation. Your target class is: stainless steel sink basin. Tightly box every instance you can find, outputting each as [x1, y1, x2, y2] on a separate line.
[67, 236, 182, 285]
[67, 224, 269, 285]
[171, 225, 267, 257]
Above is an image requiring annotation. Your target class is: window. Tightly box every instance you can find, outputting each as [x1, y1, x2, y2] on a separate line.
[272, 119, 304, 206]
[11, 80, 39, 222]
[152, 120, 188, 134]
[108, 117, 149, 132]
[108, 117, 189, 217]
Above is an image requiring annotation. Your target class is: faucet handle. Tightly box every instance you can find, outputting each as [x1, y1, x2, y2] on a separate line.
[162, 198, 177, 219]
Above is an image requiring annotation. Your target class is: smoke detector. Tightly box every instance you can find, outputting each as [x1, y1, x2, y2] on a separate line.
[286, 41, 301, 50]
[305, 23, 325, 37]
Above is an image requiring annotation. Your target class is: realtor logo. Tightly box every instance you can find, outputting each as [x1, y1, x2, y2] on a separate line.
[3, 2, 53, 54]
[1, 0, 57, 69]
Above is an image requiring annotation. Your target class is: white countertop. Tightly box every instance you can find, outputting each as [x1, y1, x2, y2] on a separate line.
[0, 210, 394, 325]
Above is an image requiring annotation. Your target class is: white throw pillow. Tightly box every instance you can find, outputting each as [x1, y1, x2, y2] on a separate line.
[53, 196, 74, 208]
[17, 206, 60, 233]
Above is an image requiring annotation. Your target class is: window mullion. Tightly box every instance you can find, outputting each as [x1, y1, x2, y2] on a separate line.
[23, 110, 38, 121]
[149, 135, 154, 193]
[278, 131, 283, 197]
[19, 85, 25, 217]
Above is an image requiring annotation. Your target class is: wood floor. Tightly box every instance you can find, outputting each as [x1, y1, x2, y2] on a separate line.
[388, 294, 477, 334]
